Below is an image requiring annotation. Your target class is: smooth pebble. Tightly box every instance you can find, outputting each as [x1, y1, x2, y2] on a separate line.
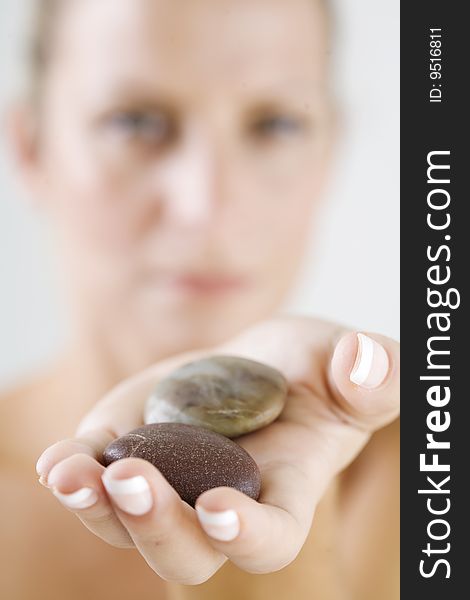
[102, 422, 261, 507]
[145, 355, 287, 438]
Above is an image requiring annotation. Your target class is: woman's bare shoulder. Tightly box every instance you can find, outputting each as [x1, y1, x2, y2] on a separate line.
[0, 373, 59, 466]
[0, 377, 42, 408]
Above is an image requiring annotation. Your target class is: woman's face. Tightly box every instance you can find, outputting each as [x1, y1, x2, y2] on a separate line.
[29, 0, 333, 355]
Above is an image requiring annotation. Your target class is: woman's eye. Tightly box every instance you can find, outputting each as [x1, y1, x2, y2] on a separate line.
[250, 115, 305, 139]
[106, 111, 175, 145]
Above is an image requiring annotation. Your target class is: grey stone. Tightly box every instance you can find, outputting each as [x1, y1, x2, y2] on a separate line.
[144, 355, 287, 438]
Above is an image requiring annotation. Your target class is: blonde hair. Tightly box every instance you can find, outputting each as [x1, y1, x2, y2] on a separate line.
[27, 0, 65, 105]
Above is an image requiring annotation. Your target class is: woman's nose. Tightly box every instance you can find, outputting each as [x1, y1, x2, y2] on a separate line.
[156, 138, 224, 228]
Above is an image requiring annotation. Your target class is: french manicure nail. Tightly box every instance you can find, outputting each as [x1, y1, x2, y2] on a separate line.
[52, 487, 98, 510]
[101, 474, 153, 516]
[36, 455, 47, 479]
[196, 506, 240, 542]
[350, 333, 389, 389]
[38, 474, 49, 488]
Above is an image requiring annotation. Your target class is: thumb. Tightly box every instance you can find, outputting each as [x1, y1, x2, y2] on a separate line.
[330, 331, 400, 431]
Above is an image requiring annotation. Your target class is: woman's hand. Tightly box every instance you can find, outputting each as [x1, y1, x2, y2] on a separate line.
[36, 317, 399, 584]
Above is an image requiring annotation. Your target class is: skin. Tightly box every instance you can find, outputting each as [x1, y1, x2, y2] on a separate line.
[1, 1, 399, 599]
[30, 0, 334, 373]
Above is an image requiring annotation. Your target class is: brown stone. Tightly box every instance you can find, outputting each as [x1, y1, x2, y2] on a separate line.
[102, 423, 261, 507]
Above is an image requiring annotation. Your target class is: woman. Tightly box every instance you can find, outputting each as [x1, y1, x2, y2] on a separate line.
[1, 0, 399, 599]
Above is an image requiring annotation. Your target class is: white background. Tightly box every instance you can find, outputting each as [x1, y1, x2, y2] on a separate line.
[0, 0, 399, 385]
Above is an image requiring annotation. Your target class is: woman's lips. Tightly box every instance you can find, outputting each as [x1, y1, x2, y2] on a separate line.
[145, 269, 251, 296]
[168, 273, 250, 295]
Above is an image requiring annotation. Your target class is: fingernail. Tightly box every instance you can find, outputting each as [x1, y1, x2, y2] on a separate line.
[101, 474, 153, 516]
[38, 474, 49, 488]
[52, 487, 98, 510]
[196, 506, 240, 542]
[350, 333, 389, 389]
[36, 455, 47, 479]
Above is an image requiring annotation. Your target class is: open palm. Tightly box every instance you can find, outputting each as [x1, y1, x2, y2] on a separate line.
[37, 317, 399, 584]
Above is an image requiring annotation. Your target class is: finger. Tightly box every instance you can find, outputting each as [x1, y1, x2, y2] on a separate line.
[46, 453, 134, 548]
[195, 460, 317, 574]
[330, 331, 400, 430]
[101, 458, 226, 584]
[36, 428, 116, 486]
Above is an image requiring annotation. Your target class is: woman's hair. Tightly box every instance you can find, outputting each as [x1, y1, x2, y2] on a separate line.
[27, 0, 333, 106]
[28, 0, 62, 105]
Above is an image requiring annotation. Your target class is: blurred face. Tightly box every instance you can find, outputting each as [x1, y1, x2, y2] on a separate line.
[32, 0, 333, 357]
